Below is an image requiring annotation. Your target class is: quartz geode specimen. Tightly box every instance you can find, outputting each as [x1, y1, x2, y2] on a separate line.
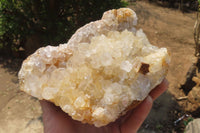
[18, 8, 170, 127]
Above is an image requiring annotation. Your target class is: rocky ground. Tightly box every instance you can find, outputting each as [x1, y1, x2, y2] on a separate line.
[0, 1, 198, 133]
[0, 57, 43, 133]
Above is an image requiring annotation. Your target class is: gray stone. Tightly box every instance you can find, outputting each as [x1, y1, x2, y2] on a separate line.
[185, 118, 200, 133]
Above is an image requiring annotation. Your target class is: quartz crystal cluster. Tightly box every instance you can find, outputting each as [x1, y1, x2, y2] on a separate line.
[18, 8, 170, 127]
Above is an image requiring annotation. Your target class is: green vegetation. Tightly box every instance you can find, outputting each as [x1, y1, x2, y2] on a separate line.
[0, 0, 128, 57]
[148, 0, 198, 11]
[183, 117, 194, 126]
[155, 123, 163, 130]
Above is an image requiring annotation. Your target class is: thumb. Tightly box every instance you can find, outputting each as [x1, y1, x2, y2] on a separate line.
[120, 96, 153, 133]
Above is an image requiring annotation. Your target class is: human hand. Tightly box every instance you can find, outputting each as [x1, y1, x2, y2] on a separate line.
[40, 79, 168, 133]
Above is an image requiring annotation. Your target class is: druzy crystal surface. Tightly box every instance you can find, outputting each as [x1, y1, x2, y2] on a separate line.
[18, 8, 170, 127]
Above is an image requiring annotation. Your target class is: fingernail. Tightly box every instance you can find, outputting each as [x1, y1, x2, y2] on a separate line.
[163, 78, 169, 87]
[146, 95, 153, 105]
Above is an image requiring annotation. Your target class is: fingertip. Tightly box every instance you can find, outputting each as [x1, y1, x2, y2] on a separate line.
[162, 78, 169, 88]
[120, 96, 153, 133]
[149, 78, 169, 100]
[146, 95, 153, 105]
[157, 79, 169, 92]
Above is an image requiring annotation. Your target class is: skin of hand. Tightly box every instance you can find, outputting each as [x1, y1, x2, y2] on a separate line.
[40, 79, 169, 133]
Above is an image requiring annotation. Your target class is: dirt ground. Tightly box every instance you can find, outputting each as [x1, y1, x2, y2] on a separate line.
[0, 57, 43, 133]
[0, 1, 198, 133]
[131, 1, 198, 132]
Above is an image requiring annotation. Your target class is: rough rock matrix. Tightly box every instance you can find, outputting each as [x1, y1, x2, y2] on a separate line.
[18, 8, 170, 127]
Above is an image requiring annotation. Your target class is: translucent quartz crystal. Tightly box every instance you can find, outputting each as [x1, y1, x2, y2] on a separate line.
[19, 30, 169, 126]
[120, 61, 133, 72]
[18, 8, 170, 127]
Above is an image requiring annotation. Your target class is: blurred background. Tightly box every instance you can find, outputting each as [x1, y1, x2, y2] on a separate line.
[0, 0, 200, 132]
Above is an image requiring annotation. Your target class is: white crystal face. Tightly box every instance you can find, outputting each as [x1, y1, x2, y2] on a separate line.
[19, 29, 169, 127]
[18, 8, 170, 127]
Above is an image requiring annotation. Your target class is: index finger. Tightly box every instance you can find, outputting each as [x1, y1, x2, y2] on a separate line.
[149, 78, 169, 101]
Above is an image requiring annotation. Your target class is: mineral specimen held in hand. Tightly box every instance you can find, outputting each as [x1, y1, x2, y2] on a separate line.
[18, 8, 170, 127]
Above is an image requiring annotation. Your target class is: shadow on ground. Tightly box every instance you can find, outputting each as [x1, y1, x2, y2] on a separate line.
[0, 56, 23, 76]
[139, 92, 186, 133]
